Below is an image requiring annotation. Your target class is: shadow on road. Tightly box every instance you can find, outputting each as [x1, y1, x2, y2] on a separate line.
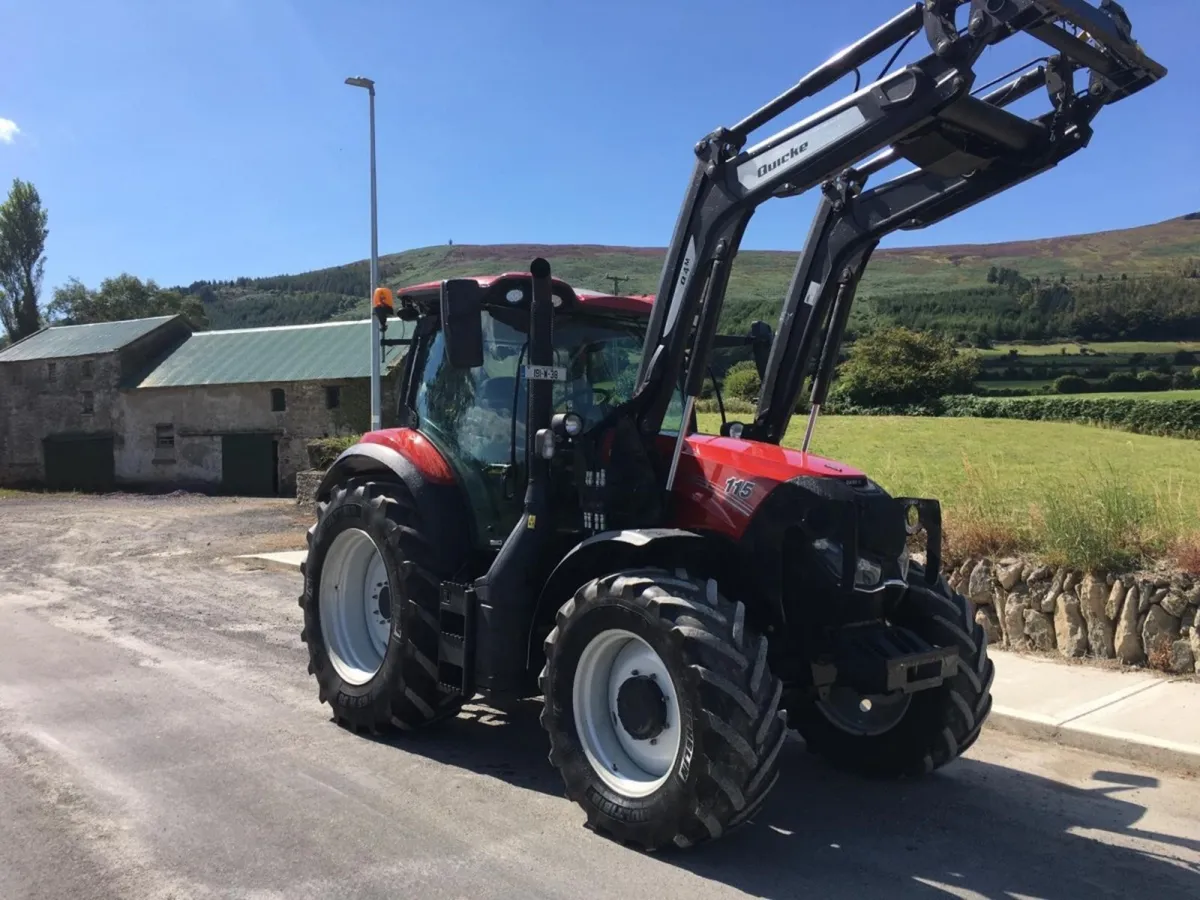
[371, 701, 1200, 899]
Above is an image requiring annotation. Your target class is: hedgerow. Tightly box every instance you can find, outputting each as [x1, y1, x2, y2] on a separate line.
[938, 396, 1200, 439]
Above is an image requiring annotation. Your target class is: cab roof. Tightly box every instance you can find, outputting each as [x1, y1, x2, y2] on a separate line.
[395, 272, 654, 316]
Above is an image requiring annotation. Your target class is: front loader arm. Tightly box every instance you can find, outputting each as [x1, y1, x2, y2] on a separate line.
[631, 4, 972, 440]
[628, 0, 1165, 477]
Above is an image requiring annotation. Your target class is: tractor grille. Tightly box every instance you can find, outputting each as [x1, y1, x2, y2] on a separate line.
[784, 474, 907, 562]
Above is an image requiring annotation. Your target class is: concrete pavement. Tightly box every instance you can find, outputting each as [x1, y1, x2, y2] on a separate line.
[240, 550, 1200, 778]
[2, 497, 1198, 899]
[987, 649, 1200, 776]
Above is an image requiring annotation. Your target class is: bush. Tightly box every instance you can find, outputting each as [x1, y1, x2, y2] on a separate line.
[306, 435, 361, 469]
[939, 395, 1200, 439]
[1100, 371, 1140, 392]
[1136, 370, 1171, 391]
[835, 327, 979, 407]
[1052, 374, 1091, 394]
[721, 360, 761, 402]
[1172, 369, 1196, 390]
[695, 397, 755, 415]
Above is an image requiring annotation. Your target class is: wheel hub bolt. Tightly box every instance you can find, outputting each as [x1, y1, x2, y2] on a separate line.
[859, 698, 873, 713]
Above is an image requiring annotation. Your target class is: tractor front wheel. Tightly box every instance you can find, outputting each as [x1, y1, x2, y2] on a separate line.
[539, 568, 786, 851]
[789, 562, 994, 777]
[299, 479, 461, 733]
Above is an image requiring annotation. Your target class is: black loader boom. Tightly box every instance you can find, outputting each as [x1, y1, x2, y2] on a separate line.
[630, 0, 1166, 470]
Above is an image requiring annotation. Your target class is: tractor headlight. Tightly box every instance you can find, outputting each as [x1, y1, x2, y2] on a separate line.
[812, 538, 883, 588]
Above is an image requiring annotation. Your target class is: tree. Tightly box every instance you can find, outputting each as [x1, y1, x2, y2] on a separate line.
[833, 327, 979, 407]
[0, 178, 49, 342]
[48, 273, 208, 329]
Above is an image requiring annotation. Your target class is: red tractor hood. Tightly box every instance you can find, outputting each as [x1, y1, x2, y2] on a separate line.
[656, 433, 866, 540]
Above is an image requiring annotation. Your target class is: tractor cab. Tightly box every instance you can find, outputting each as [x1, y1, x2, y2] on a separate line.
[385, 273, 688, 550]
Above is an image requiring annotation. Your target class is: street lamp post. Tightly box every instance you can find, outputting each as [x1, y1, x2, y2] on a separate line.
[345, 75, 382, 431]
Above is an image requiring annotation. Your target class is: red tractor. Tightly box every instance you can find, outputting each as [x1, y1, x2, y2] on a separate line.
[300, 0, 1164, 850]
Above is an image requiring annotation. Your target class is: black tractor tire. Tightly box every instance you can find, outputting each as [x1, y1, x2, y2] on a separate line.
[539, 567, 787, 851]
[789, 561, 995, 777]
[299, 478, 461, 733]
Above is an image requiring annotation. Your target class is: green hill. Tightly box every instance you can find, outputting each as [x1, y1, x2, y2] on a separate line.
[185, 213, 1200, 341]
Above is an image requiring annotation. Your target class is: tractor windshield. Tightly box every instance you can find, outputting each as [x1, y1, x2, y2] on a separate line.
[411, 308, 683, 547]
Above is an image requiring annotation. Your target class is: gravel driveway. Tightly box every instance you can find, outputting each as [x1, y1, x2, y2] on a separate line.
[1, 494, 1197, 899]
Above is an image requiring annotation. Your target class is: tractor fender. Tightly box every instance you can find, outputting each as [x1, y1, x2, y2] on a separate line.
[316, 439, 475, 572]
[526, 528, 743, 670]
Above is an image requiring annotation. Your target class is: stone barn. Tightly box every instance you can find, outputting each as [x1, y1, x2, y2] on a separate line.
[0, 316, 408, 495]
[0, 316, 190, 490]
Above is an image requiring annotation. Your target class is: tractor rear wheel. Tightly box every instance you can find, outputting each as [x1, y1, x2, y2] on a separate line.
[789, 562, 994, 777]
[539, 568, 786, 851]
[300, 479, 461, 732]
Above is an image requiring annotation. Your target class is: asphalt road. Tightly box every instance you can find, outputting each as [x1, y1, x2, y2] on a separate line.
[1, 494, 1198, 900]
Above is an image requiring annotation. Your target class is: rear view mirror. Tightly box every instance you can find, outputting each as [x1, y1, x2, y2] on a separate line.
[440, 279, 484, 369]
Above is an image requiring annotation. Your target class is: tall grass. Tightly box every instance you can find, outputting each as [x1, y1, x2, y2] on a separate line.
[941, 456, 1034, 565]
[942, 458, 1196, 573]
[1034, 463, 1157, 572]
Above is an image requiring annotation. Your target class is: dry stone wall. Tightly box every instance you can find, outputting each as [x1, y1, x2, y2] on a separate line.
[948, 557, 1200, 675]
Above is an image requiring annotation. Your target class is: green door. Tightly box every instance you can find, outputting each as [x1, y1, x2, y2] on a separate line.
[43, 434, 115, 493]
[221, 433, 278, 496]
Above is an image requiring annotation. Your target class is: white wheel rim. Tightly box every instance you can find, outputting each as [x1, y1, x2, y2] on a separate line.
[572, 629, 682, 798]
[318, 528, 393, 686]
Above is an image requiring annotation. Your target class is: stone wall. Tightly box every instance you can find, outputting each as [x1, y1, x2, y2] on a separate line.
[295, 469, 324, 511]
[949, 557, 1200, 675]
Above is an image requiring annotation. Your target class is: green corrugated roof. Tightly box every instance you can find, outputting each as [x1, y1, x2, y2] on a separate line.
[0, 316, 179, 362]
[135, 319, 412, 388]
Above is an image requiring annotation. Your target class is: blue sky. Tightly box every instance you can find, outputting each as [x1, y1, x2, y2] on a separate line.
[2, 0, 1196, 297]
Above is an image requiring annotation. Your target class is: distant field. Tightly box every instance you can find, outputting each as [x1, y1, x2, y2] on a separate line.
[1005, 389, 1200, 402]
[975, 380, 1057, 390]
[695, 413, 1200, 532]
[978, 340, 1200, 358]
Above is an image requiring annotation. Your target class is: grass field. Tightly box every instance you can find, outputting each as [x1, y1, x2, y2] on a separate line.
[979, 340, 1200, 358]
[1005, 389, 1200, 402]
[696, 412, 1200, 570]
[975, 380, 1058, 390]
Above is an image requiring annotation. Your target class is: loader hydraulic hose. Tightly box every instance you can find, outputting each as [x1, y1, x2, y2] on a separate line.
[729, 4, 924, 142]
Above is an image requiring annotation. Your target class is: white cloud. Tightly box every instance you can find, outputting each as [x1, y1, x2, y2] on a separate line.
[0, 118, 20, 144]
